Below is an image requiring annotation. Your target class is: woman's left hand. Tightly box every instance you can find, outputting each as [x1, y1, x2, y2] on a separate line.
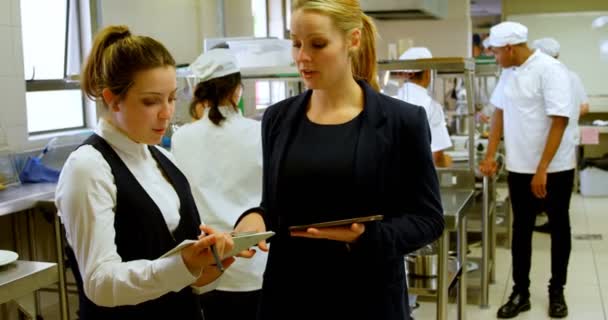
[290, 223, 365, 243]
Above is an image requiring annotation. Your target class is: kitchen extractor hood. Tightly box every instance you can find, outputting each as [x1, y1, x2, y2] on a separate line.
[360, 0, 448, 20]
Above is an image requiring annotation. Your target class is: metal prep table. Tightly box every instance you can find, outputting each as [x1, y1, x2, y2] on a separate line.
[0, 183, 56, 217]
[0, 260, 58, 318]
[0, 183, 68, 320]
[406, 189, 474, 320]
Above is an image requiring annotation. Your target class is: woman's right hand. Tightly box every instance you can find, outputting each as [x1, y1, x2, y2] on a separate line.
[180, 225, 234, 276]
[233, 212, 269, 258]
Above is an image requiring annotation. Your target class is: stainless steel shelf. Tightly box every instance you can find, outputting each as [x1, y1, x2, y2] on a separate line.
[408, 258, 461, 296]
[377, 57, 476, 73]
[441, 189, 475, 231]
[0, 260, 58, 305]
[461, 257, 494, 287]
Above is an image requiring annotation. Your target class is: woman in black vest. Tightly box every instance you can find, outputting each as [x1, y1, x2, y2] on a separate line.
[55, 25, 236, 320]
[233, 1, 445, 319]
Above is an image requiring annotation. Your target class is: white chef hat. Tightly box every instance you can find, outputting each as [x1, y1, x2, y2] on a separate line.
[398, 47, 433, 72]
[533, 37, 560, 57]
[482, 37, 491, 49]
[487, 21, 528, 48]
[188, 48, 240, 82]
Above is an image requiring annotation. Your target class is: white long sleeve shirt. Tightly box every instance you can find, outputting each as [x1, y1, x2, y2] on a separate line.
[172, 107, 267, 292]
[55, 118, 203, 307]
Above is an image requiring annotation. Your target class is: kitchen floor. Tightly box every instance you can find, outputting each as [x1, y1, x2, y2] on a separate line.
[26, 195, 608, 320]
[413, 194, 608, 320]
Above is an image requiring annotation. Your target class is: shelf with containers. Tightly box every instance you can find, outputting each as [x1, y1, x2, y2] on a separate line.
[378, 57, 478, 319]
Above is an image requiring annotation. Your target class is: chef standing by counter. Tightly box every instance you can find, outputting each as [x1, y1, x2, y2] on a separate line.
[480, 21, 575, 319]
[396, 47, 453, 167]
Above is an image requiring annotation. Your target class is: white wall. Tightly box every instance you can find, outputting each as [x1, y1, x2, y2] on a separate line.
[374, 0, 472, 59]
[100, 0, 204, 64]
[0, 0, 28, 150]
[1, 0, 255, 151]
[224, 0, 255, 37]
[100, 0, 254, 64]
[508, 12, 608, 97]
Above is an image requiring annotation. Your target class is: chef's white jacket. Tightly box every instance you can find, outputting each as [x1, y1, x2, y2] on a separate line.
[398, 82, 453, 152]
[490, 50, 575, 173]
[172, 106, 267, 292]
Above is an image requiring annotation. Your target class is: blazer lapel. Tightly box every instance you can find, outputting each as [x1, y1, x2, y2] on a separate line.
[268, 90, 311, 213]
[354, 81, 388, 203]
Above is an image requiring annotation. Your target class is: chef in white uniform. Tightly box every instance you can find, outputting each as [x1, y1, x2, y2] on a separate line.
[397, 47, 453, 167]
[171, 48, 267, 320]
[533, 37, 590, 145]
[480, 22, 574, 319]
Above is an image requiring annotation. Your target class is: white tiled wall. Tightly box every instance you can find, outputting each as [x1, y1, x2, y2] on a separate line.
[10, 0, 20, 26]
[0, 0, 31, 151]
[0, 0, 10, 26]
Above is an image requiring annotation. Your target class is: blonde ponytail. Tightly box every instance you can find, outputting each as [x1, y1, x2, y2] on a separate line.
[353, 13, 379, 91]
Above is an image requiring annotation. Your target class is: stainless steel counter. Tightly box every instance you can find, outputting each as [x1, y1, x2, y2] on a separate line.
[0, 260, 58, 304]
[442, 189, 475, 231]
[0, 260, 58, 318]
[420, 188, 475, 320]
[0, 183, 56, 217]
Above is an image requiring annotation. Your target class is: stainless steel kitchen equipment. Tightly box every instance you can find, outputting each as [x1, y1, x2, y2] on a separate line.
[406, 245, 439, 277]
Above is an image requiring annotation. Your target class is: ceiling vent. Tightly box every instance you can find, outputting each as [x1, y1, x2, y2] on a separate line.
[360, 0, 448, 20]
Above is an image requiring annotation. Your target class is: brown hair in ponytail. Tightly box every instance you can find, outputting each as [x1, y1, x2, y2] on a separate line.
[81, 25, 176, 104]
[189, 72, 242, 126]
[292, 0, 379, 91]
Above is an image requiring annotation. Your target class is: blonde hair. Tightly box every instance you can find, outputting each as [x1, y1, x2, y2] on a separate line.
[81, 25, 176, 104]
[292, 0, 379, 91]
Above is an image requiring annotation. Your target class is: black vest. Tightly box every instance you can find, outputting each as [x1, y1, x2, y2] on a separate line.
[66, 134, 204, 320]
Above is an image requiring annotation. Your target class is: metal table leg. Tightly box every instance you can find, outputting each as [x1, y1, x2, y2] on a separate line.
[481, 177, 490, 308]
[26, 209, 42, 316]
[53, 213, 70, 320]
[487, 176, 496, 284]
[458, 214, 468, 319]
[437, 230, 449, 320]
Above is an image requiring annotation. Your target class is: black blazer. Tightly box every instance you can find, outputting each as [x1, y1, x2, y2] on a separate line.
[242, 80, 444, 320]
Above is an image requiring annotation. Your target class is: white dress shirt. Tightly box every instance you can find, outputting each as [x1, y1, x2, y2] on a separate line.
[55, 118, 203, 307]
[398, 82, 453, 152]
[490, 50, 575, 173]
[172, 107, 267, 292]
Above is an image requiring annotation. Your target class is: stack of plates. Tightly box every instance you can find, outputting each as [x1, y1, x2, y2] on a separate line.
[0, 250, 18, 266]
[445, 151, 469, 162]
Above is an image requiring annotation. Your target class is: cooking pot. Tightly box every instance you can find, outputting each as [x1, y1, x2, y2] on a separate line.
[405, 253, 438, 277]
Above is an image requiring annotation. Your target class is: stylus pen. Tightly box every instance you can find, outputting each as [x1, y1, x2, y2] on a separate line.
[209, 244, 225, 272]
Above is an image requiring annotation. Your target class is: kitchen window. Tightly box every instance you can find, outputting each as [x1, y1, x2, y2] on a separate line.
[20, 0, 89, 134]
[252, 0, 288, 111]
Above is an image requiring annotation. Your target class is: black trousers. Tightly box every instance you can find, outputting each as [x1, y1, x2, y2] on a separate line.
[200, 290, 261, 320]
[507, 170, 574, 295]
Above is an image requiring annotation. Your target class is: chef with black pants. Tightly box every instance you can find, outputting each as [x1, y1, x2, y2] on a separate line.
[480, 22, 575, 319]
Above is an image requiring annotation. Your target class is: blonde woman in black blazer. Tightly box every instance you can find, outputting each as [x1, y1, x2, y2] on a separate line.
[234, 1, 444, 319]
